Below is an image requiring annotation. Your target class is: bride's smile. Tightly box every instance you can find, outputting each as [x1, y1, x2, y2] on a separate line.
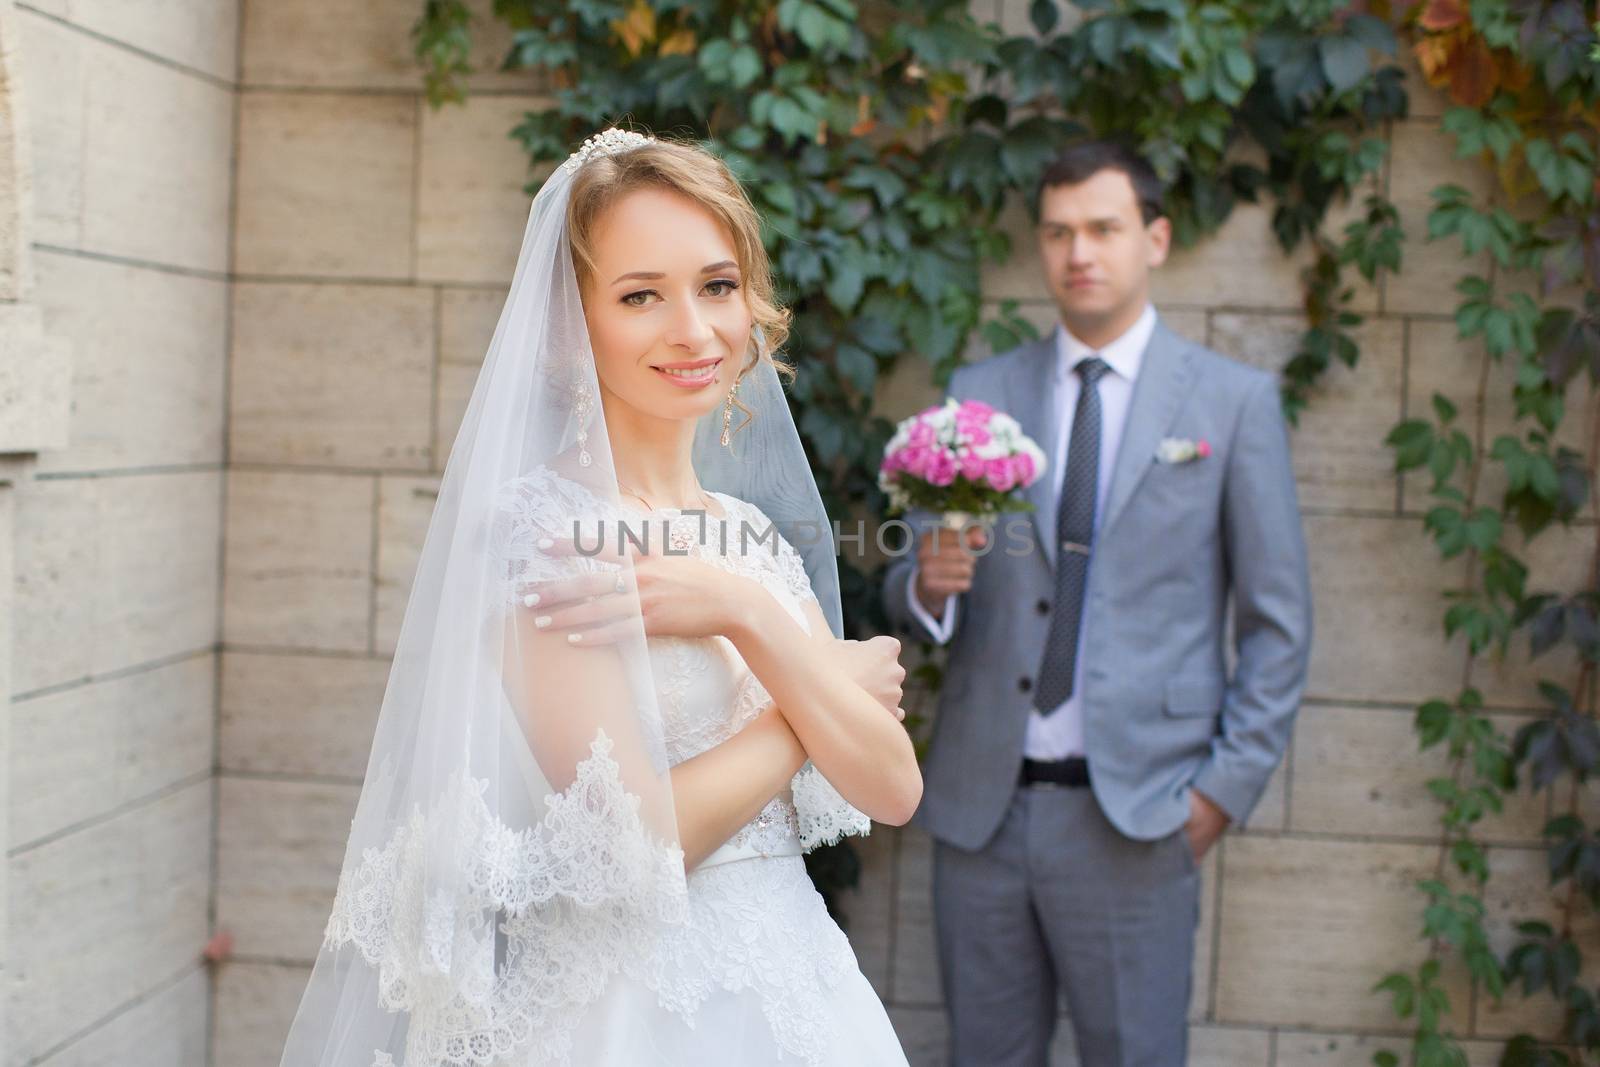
[577, 184, 751, 425]
[652, 355, 722, 388]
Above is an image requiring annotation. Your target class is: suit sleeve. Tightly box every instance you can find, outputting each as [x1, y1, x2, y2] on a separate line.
[1190, 373, 1313, 825]
[883, 508, 960, 644]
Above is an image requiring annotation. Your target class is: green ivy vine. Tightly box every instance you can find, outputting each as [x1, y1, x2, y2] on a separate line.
[1374, 3, 1600, 1065]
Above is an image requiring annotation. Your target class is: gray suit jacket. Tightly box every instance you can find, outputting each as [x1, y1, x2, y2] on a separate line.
[883, 314, 1312, 849]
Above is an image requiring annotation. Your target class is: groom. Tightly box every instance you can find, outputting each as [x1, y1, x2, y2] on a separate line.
[882, 141, 1312, 1065]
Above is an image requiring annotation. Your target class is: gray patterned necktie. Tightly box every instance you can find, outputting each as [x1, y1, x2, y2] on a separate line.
[1034, 355, 1110, 714]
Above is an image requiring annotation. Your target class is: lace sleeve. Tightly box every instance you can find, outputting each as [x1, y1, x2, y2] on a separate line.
[791, 760, 872, 850]
[773, 527, 816, 603]
[489, 467, 615, 608]
[726, 495, 815, 606]
[324, 730, 688, 1067]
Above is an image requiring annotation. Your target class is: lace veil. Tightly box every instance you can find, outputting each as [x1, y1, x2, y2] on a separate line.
[277, 129, 847, 1066]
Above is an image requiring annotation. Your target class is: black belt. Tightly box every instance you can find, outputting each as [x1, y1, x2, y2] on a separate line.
[1019, 756, 1091, 788]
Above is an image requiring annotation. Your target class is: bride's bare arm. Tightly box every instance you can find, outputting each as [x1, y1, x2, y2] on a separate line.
[668, 706, 807, 869]
[725, 590, 923, 827]
[505, 611, 807, 870]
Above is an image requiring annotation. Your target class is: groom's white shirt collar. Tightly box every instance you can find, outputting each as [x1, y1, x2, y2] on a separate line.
[1053, 301, 1156, 386]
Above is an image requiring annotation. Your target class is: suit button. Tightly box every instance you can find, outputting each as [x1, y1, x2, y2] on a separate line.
[1018, 676, 1032, 694]
[1036, 598, 1050, 615]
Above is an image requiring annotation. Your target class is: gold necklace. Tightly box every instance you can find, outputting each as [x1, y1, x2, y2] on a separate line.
[615, 480, 712, 512]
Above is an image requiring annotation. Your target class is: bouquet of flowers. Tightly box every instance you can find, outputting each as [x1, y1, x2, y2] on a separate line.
[878, 398, 1048, 526]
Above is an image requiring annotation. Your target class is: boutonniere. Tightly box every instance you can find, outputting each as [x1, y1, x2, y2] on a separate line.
[1156, 437, 1212, 464]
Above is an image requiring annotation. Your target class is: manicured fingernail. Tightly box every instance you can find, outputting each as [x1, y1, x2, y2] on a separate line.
[522, 592, 540, 607]
[534, 615, 551, 629]
[566, 633, 582, 644]
[536, 537, 554, 550]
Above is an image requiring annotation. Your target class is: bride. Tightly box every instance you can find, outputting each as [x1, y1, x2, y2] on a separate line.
[277, 127, 920, 1066]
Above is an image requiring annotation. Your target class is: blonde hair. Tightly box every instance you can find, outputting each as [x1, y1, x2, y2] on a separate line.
[566, 134, 793, 387]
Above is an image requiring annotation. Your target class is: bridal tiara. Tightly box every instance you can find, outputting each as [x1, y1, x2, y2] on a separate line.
[561, 128, 656, 174]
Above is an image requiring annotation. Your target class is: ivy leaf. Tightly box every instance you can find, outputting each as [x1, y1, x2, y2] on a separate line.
[833, 343, 877, 394]
[1569, 596, 1600, 663]
[1464, 507, 1501, 552]
[1318, 34, 1370, 94]
[1342, 14, 1396, 53]
[1222, 47, 1254, 89]
[1431, 392, 1458, 424]
[1516, 689, 1600, 789]
[799, 404, 845, 463]
[1527, 138, 1595, 205]
[850, 314, 901, 356]
[1425, 504, 1467, 557]
[1538, 307, 1599, 386]
[822, 252, 865, 312]
[1452, 838, 1489, 881]
[843, 165, 907, 208]
[729, 44, 763, 88]
[1266, 35, 1322, 109]
[1416, 700, 1454, 748]
[697, 39, 763, 88]
[779, 0, 854, 53]
[1522, 0, 1595, 91]
[1028, 0, 1059, 36]
[1530, 596, 1566, 658]
[1374, 972, 1416, 1018]
[1442, 105, 1520, 161]
[1386, 419, 1435, 471]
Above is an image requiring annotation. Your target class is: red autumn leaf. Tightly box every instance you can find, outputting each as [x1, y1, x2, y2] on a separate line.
[1417, 0, 1468, 30]
[1413, 35, 1453, 83]
[1446, 34, 1498, 107]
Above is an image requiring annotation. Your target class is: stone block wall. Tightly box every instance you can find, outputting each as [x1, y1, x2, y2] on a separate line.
[4, 0, 235, 1064]
[212, 2, 1600, 1062]
[4, 0, 1590, 1064]
[210, 3, 536, 1064]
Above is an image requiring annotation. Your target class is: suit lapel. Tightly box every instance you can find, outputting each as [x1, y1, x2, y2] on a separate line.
[1099, 317, 1196, 537]
[1006, 333, 1062, 572]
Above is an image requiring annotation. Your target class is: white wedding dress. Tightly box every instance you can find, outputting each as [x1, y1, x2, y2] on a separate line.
[368, 465, 908, 1067]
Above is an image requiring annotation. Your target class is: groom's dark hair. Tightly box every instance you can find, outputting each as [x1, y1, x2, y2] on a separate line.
[1036, 141, 1166, 225]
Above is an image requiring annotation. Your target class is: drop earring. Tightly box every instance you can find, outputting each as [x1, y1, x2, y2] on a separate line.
[720, 378, 740, 448]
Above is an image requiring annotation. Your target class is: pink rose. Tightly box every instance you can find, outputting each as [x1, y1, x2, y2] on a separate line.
[960, 423, 993, 447]
[1012, 451, 1036, 485]
[958, 399, 994, 420]
[984, 456, 1017, 492]
[928, 450, 959, 487]
[958, 449, 986, 482]
[1196, 439, 1212, 458]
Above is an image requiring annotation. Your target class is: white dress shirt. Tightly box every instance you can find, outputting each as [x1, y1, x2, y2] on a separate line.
[905, 303, 1156, 759]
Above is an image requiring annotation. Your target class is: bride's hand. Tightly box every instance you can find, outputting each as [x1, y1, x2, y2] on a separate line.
[833, 636, 907, 722]
[513, 537, 759, 644]
[629, 552, 759, 640]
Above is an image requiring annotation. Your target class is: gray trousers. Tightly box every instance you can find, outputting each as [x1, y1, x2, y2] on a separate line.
[932, 784, 1200, 1067]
